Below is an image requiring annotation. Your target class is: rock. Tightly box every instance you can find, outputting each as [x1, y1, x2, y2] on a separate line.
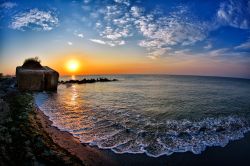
[0, 99, 10, 124]
[59, 77, 118, 84]
[25, 151, 34, 158]
[25, 140, 31, 145]
[16, 66, 59, 91]
[0, 90, 4, 98]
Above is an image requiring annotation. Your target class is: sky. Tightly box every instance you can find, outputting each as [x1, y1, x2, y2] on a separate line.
[0, 0, 250, 78]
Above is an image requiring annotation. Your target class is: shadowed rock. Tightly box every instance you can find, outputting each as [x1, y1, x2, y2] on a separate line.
[59, 78, 118, 84]
[16, 66, 59, 91]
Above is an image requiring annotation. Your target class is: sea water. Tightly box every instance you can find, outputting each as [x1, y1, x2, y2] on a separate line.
[35, 75, 250, 157]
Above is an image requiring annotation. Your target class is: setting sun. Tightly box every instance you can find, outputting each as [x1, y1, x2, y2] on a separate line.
[67, 60, 80, 72]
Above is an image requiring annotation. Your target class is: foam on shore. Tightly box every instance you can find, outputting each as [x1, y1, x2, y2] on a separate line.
[35, 92, 250, 157]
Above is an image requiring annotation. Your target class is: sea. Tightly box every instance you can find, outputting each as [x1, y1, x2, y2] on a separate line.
[35, 75, 250, 157]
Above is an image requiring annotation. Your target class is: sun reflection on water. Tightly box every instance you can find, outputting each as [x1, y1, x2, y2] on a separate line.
[70, 85, 78, 105]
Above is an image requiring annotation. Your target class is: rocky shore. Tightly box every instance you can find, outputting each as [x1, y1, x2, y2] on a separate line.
[0, 77, 83, 165]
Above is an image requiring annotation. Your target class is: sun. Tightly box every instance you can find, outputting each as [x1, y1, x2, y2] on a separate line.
[67, 60, 80, 72]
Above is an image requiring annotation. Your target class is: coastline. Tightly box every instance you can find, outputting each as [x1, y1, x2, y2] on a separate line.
[36, 102, 250, 166]
[0, 90, 85, 165]
[0, 77, 115, 165]
[34, 105, 116, 166]
[1, 77, 250, 166]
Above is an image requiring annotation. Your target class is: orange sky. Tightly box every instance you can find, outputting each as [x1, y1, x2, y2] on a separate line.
[0, 50, 249, 79]
[38, 52, 249, 78]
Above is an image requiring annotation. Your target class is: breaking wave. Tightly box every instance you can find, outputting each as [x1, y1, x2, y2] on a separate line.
[37, 101, 250, 157]
[80, 116, 249, 157]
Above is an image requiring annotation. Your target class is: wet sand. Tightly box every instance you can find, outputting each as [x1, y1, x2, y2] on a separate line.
[35, 107, 117, 166]
[36, 106, 250, 166]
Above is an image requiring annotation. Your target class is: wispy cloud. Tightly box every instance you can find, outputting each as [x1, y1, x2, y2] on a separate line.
[67, 41, 73, 46]
[134, 5, 208, 58]
[204, 43, 213, 49]
[217, 0, 250, 29]
[205, 48, 249, 59]
[234, 41, 250, 50]
[9, 9, 59, 31]
[0, 2, 17, 9]
[114, 0, 130, 6]
[84, 0, 91, 4]
[208, 48, 229, 57]
[90, 2, 210, 58]
[84, 0, 249, 59]
[89, 39, 106, 45]
[73, 31, 84, 38]
[147, 48, 171, 59]
[77, 33, 84, 38]
[93, 4, 133, 47]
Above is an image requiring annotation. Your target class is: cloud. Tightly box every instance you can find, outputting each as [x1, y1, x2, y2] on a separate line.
[173, 49, 191, 55]
[90, 39, 106, 45]
[81, 5, 91, 11]
[77, 33, 84, 38]
[204, 48, 250, 62]
[101, 26, 130, 40]
[106, 40, 126, 46]
[89, 38, 125, 46]
[86, 0, 249, 59]
[114, 0, 130, 6]
[67, 41, 73, 45]
[130, 6, 143, 17]
[91, 3, 210, 57]
[0, 2, 17, 9]
[208, 48, 229, 57]
[9, 9, 59, 31]
[84, 0, 91, 4]
[234, 41, 250, 50]
[204, 43, 213, 49]
[147, 48, 171, 59]
[217, 0, 250, 29]
[92, 4, 133, 47]
[133, 5, 208, 58]
[74, 31, 84, 38]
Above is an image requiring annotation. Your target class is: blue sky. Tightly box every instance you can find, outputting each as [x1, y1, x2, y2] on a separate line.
[0, 0, 250, 78]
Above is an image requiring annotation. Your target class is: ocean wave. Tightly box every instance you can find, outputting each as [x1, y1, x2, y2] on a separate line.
[44, 112, 250, 157]
[36, 77, 250, 157]
[88, 116, 250, 157]
[34, 93, 250, 157]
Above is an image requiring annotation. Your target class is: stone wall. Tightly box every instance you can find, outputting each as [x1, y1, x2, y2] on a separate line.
[16, 66, 59, 91]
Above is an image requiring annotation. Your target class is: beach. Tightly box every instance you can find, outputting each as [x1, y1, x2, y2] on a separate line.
[35, 107, 116, 166]
[36, 106, 250, 166]
[1, 76, 250, 166]
[0, 77, 117, 165]
[1, 0, 250, 165]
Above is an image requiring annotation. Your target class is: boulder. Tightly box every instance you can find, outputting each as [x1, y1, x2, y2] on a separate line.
[16, 66, 59, 91]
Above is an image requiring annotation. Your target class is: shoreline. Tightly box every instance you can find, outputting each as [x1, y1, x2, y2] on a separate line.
[1, 77, 250, 165]
[36, 103, 250, 166]
[34, 105, 116, 166]
[0, 91, 82, 165]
